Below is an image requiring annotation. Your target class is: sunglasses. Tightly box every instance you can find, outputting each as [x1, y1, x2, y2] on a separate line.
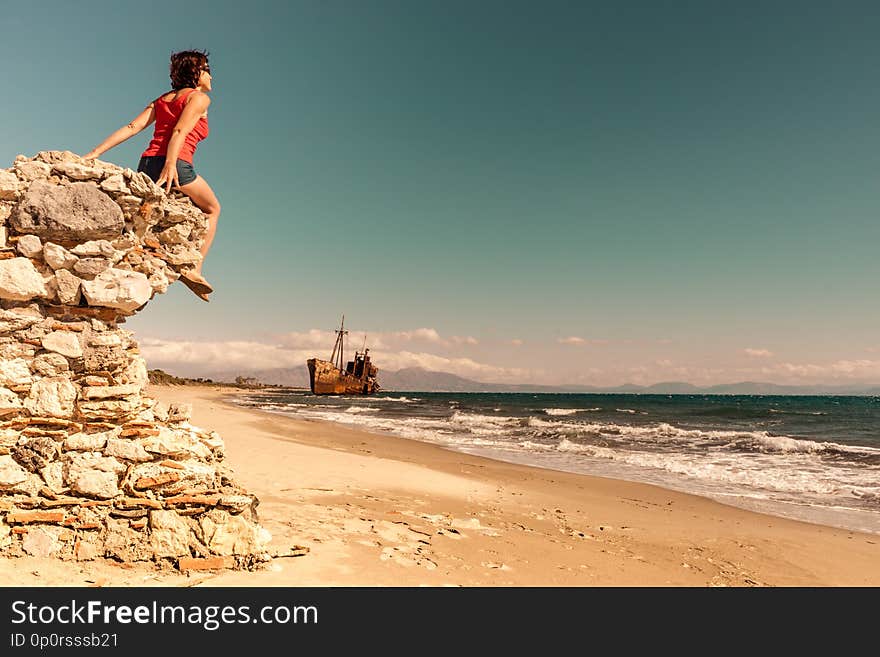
[202, 64, 211, 74]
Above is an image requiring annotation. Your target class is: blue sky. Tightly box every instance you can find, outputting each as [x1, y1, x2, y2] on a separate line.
[2, 1, 880, 385]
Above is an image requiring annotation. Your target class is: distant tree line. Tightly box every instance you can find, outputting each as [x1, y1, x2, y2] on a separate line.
[147, 369, 268, 388]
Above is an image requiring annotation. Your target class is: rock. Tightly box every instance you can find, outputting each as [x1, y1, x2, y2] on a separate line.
[168, 402, 192, 422]
[22, 527, 61, 557]
[162, 246, 201, 266]
[147, 269, 170, 294]
[41, 330, 83, 358]
[13, 160, 52, 182]
[24, 376, 77, 418]
[0, 152, 267, 567]
[100, 174, 129, 194]
[157, 223, 191, 245]
[10, 180, 124, 241]
[31, 352, 69, 376]
[64, 429, 115, 451]
[80, 268, 152, 312]
[71, 240, 119, 259]
[50, 162, 104, 181]
[16, 234, 42, 258]
[0, 203, 12, 225]
[87, 332, 122, 347]
[41, 461, 65, 493]
[141, 427, 196, 457]
[73, 257, 111, 279]
[43, 243, 78, 270]
[75, 536, 100, 561]
[199, 431, 225, 455]
[153, 401, 170, 421]
[198, 509, 268, 556]
[219, 494, 257, 514]
[0, 257, 49, 300]
[0, 358, 33, 387]
[102, 517, 151, 562]
[81, 384, 141, 399]
[34, 150, 80, 165]
[10, 471, 43, 496]
[127, 171, 162, 199]
[104, 437, 152, 462]
[0, 342, 36, 360]
[53, 269, 82, 305]
[0, 518, 10, 549]
[69, 469, 119, 499]
[0, 305, 44, 333]
[83, 343, 128, 372]
[0, 170, 19, 200]
[149, 510, 192, 557]
[0, 387, 23, 416]
[76, 397, 141, 421]
[11, 436, 58, 472]
[130, 459, 215, 492]
[0, 454, 29, 488]
[119, 357, 148, 387]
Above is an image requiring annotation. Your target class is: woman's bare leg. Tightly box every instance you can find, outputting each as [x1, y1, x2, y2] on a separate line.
[177, 175, 220, 273]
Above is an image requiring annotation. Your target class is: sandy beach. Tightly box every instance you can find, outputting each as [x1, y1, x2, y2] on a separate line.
[1, 384, 878, 587]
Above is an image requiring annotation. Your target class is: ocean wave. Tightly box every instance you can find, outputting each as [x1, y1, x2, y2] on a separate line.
[769, 409, 828, 416]
[522, 419, 880, 459]
[544, 408, 579, 416]
[555, 439, 880, 497]
[449, 411, 521, 434]
[344, 406, 380, 414]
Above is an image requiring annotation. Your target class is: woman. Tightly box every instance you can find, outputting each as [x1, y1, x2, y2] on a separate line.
[84, 49, 219, 302]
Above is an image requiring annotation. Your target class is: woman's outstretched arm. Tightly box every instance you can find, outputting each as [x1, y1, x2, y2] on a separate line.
[83, 103, 156, 159]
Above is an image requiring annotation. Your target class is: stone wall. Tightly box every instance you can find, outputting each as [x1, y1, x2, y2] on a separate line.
[0, 151, 270, 570]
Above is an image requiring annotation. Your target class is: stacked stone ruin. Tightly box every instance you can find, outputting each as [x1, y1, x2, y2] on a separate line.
[0, 151, 270, 570]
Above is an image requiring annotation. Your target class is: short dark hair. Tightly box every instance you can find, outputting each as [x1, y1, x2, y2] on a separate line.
[169, 49, 209, 90]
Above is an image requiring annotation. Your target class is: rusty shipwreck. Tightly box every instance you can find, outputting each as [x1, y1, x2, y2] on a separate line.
[307, 316, 380, 395]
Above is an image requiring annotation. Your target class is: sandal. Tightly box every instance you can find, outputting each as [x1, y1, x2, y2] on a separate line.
[179, 270, 214, 301]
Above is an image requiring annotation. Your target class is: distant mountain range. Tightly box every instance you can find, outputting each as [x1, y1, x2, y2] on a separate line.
[177, 365, 880, 395]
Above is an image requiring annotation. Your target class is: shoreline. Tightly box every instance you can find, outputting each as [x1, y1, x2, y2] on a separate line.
[1, 384, 878, 586]
[233, 387, 880, 537]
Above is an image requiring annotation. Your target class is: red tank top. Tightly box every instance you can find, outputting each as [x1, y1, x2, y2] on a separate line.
[141, 89, 209, 164]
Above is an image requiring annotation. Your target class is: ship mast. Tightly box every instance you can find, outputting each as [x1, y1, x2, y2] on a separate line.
[329, 314, 348, 371]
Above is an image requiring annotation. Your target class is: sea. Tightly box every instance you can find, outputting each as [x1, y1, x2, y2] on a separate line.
[232, 391, 880, 535]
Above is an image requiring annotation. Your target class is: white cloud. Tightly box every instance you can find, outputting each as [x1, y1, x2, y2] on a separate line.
[557, 336, 609, 346]
[276, 330, 338, 350]
[388, 328, 443, 343]
[775, 359, 880, 378]
[140, 338, 308, 373]
[139, 336, 528, 383]
[743, 348, 773, 358]
[276, 326, 477, 351]
[370, 350, 529, 381]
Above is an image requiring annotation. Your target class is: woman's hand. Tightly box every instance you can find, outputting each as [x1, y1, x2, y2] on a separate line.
[82, 150, 99, 160]
[156, 161, 179, 193]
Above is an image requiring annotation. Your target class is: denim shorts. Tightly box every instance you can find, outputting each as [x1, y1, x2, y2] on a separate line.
[137, 155, 197, 186]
